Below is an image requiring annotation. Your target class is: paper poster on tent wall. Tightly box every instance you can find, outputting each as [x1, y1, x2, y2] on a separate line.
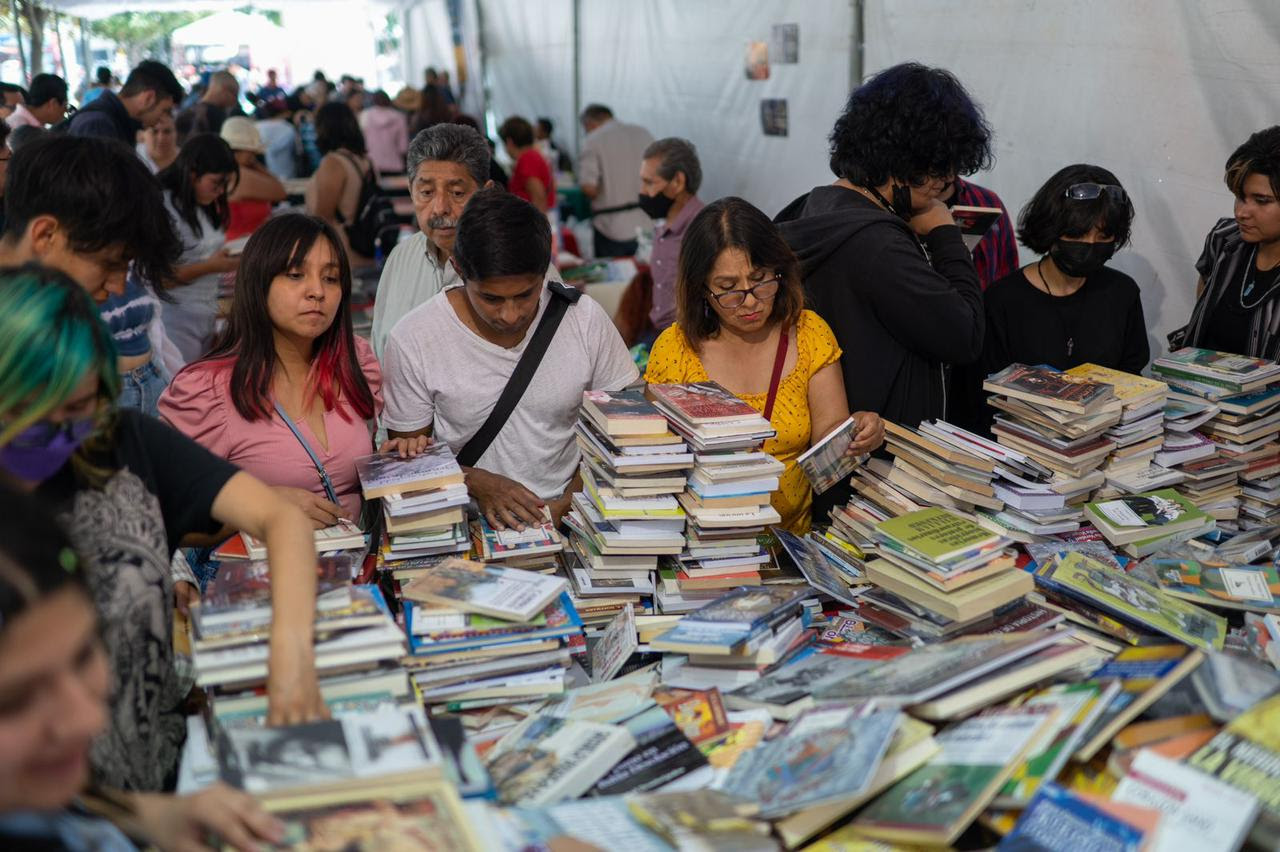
[745, 41, 770, 80]
[772, 24, 799, 63]
[761, 99, 788, 137]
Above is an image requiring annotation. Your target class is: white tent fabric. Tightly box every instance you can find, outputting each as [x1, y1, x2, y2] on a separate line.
[401, 0, 457, 91]
[478, 0, 575, 141]
[862, 0, 1280, 357]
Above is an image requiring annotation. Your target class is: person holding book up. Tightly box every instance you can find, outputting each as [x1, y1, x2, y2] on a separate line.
[981, 164, 1147, 381]
[0, 265, 326, 791]
[383, 188, 638, 531]
[160, 213, 429, 532]
[0, 481, 287, 850]
[1177, 127, 1280, 358]
[644, 197, 884, 533]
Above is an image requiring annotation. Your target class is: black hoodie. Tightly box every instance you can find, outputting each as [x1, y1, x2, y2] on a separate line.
[775, 185, 984, 426]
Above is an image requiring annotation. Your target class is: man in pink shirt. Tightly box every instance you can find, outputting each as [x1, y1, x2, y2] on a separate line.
[6, 74, 67, 129]
[640, 137, 704, 337]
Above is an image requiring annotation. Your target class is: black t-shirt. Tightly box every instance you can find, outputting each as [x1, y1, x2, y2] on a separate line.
[1200, 256, 1280, 355]
[981, 265, 1150, 375]
[37, 410, 238, 791]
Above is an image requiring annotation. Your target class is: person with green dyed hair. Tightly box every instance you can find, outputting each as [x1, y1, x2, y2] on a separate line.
[0, 263, 327, 793]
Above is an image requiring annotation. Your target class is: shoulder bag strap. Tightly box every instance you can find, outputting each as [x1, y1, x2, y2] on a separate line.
[457, 282, 582, 468]
[274, 401, 342, 506]
[762, 326, 789, 423]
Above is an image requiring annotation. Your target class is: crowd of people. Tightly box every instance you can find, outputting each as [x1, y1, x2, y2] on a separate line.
[0, 50, 1278, 848]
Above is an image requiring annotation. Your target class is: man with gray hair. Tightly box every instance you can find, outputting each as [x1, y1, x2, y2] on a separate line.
[639, 137, 704, 333]
[371, 123, 492, 358]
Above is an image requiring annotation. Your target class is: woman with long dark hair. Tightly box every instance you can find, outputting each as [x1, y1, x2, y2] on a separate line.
[644, 198, 884, 533]
[156, 133, 240, 363]
[305, 102, 374, 263]
[160, 213, 427, 528]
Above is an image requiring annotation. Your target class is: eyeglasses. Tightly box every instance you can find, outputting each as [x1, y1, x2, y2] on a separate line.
[1065, 183, 1127, 203]
[710, 277, 781, 308]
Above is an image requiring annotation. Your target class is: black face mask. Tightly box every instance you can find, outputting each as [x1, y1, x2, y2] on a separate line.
[1050, 240, 1115, 277]
[638, 191, 675, 220]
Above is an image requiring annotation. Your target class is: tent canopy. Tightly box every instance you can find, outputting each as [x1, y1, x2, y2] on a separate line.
[170, 10, 283, 46]
[42, 0, 395, 19]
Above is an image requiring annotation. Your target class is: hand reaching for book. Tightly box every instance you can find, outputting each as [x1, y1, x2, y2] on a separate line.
[466, 467, 546, 531]
[848, 410, 885, 456]
[131, 783, 285, 852]
[378, 433, 433, 458]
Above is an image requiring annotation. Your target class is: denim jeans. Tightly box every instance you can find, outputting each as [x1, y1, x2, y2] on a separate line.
[117, 360, 169, 418]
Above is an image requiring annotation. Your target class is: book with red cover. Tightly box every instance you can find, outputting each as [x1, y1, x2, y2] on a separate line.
[648, 382, 759, 424]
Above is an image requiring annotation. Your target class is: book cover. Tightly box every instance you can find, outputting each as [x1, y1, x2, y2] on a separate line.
[1075, 645, 1203, 761]
[648, 381, 760, 423]
[796, 415, 865, 494]
[1156, 347, 1274, 376]
[722, 707, 900, 818]
[1113, 749, 1260, 852]
[1187, 693, 1280, 829]
[355, 443, 465, 499]
[985, 363, 1115, 412]
[1148, 555, 1280, 611]
[653, 686, 730, 745]
[542, 674, 657, 725]
[774, 527, 862, 607]
[590, 705, 708, 796]
[727, 649, 903, 716]
[1000, 782, 1150, 852]
[1065, 363, 1168, 405]
[400, 558, 568, 622]
[873, 507, 1003, 566]
[1036, 551, 1226, 651]
[854, 707, 1054, 845]
[483, 715, 635, 806]
[271, 785, 481, 850]
[951, 205, 1003, 251]
[590, 603, 637, 683]
[198, 556, 355, 619]
[995, 681, 1111, 807]
[582, 388, 668, 435]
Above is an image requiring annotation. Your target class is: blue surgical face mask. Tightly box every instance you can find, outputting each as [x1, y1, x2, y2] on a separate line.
[0, 417, 96, 483]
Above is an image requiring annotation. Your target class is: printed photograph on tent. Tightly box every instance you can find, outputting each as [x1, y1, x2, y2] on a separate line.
[745, 40, 770, 80]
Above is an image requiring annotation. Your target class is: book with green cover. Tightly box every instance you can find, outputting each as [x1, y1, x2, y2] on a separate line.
[853, 706, 1055, 846]
[1035, 551, 1226, 651]
[994, 681, 1116, 808]
[1147, 555, 1280, 613]
[873, 507, 1003, 566]
[1083, 489, 1213, 547]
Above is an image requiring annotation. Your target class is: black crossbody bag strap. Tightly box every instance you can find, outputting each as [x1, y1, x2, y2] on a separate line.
[457, 281, 581, 468]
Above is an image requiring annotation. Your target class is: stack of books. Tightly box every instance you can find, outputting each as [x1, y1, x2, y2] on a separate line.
[647, 383, 783, 611]
[1152, 349, 1280, 530]
[357, 445, 470, 582]
[864, 507, 1032, 625]
[564, 388, 692, 619]
[882, 420, 1002, 514]
[983, 365, 1121, 502]
[399, 558, 582, 712]
[1064, 364, 1171, 490]
[190, 555, 407, 693]
[1083, 488, 1217, 558]
[470, 510, 565, 572]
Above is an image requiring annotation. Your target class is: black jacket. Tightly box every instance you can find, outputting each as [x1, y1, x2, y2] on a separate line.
[775, 185, 984, 427]
[64, 90, 141, 145]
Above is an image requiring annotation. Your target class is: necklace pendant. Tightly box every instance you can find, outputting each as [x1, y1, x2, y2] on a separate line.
[1245, 281, 1255, 298]
[1067, 338, 1074, 356]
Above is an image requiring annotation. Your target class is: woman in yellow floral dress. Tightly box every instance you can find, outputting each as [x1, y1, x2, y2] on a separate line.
[644, 197, 884, 533]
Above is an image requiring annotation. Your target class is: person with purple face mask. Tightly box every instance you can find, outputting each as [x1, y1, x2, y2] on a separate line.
[0, 264, 327, 793]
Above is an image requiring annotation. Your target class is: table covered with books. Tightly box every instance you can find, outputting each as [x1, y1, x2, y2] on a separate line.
[175, 353, 1280, 851]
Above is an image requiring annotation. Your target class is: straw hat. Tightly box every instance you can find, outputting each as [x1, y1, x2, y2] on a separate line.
[220, 116, 265, 154]
[392, 85, 421, 112]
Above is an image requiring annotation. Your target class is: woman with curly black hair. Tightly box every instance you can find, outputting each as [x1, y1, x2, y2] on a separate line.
[776, 63, 992, 462]
[982, 164, 1146, 378]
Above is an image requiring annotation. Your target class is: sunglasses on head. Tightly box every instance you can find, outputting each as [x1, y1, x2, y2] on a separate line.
[1064, 183, 1127, 203]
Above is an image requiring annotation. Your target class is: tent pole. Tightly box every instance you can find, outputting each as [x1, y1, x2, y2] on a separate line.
[571, 0, 581, 156]
[53, 10, 66, 78]
[9, 0, 27, 84]
[849, 0, 865, 87]
[78, 17, 90, 95]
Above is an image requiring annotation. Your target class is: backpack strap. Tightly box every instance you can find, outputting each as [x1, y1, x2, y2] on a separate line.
[457, 282, 581, 468]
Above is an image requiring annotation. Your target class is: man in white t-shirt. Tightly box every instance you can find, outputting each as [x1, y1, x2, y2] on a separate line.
[383, 188, 639, 529]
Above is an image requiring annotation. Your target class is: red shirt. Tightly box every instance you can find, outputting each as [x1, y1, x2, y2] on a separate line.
[510, 148, 554, 211]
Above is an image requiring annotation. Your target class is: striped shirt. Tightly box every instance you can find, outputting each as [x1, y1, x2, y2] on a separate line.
[953, 177, 1019, 290]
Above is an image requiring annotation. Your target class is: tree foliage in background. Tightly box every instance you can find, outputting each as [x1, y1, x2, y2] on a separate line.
[88, 11, 201, 66]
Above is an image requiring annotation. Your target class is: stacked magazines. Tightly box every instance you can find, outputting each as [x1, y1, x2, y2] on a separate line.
[399, 558, 583, 712]
[564, 389, 691, 614]
[357, 444, 470, 581]
[190, 554, 406, 692]
[647, 382, 784, 612]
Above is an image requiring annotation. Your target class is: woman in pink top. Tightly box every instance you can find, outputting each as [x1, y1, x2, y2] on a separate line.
[160, 213, 427, 526]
